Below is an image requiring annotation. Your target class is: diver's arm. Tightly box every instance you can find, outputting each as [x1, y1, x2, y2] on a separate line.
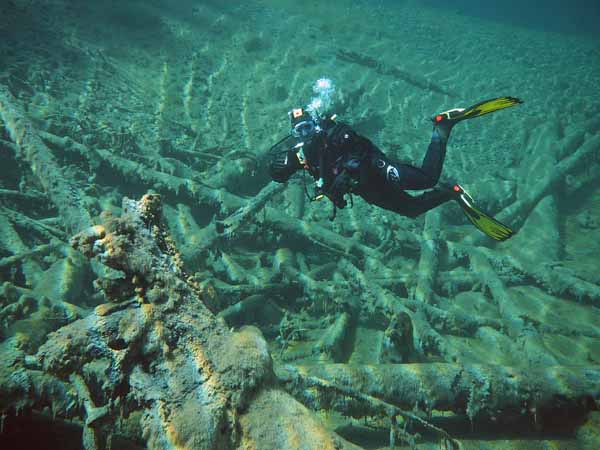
[268, 149, 301, 182]
[266, 134, 303, 183]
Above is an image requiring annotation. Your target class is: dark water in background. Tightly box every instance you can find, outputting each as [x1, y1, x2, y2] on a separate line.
[406, 0, 600, 37]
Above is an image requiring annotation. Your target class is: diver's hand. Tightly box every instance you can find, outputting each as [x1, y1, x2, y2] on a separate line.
[327, 171, 353, 208]
[330, 194, 347, 209]
[268, 149, 301, 183]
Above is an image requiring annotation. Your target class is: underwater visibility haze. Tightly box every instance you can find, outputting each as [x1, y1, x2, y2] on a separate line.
[0, 0, 599, 449]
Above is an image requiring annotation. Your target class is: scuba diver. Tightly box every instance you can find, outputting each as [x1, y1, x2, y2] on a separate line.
[267, 79, 522, 241]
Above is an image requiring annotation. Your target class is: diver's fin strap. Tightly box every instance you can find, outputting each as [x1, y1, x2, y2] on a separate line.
[459, 96, 523, 121]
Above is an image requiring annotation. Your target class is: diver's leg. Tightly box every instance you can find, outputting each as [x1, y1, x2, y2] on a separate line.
[399, 118, 456, 188]
[414, 125, 450, 187]
[396, 188, 455, 218]
[357, 182, 455, 218]
[356, 139, 452, 216]
[368, 129, 449, 191]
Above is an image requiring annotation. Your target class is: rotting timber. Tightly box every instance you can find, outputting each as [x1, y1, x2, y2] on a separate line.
[1, 2, 600, 448]
[0, 193, 597, 449]
[1, 61, 600, 450]
[2, 194, 362, 450]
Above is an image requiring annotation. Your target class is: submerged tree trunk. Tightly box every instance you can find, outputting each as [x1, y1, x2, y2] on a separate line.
[0, 194, 360, 450]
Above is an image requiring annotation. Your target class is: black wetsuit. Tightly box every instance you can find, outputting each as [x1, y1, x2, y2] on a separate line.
[268, 118, 454, 218]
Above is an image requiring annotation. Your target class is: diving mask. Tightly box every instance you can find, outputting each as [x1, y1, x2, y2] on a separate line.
[289, 108, 318, 138]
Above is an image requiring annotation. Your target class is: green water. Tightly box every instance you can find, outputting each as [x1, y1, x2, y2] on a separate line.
[0, 1, 599, 449]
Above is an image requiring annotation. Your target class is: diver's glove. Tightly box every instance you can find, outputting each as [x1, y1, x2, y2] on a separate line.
[269, 149, 301, 183]
[327, 170, 355, 209]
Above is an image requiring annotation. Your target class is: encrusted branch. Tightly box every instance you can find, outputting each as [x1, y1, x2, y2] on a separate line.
[496, 134, 599, 233]
[279, 365, 461, 449]
[336, 49, 455, 97]
[467, 248, 524, 337]
[0, 240, 62, 269]
[220, 181, 286, 238]
[265, 206, 382, 261]
[0, 84, 92, 233]
[38, 131, 244, 213]
[279, 363, 600, 423]
[414, 211, 442, 304]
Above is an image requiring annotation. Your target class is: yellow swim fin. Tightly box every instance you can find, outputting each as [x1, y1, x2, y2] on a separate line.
[434, 96, 523, 124]
[452, 184, 515, 241]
